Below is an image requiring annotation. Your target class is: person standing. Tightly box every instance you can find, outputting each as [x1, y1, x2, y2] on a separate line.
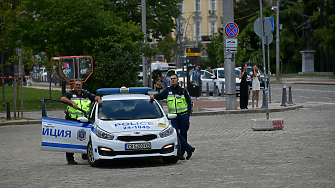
[239, 63, 248, 109]
[150, 74, 195, 160]
[191, 65, 202, 100]
[155, 77, 163, 92]
[249, 64, 260, 108]
[61, 79, 103, 164]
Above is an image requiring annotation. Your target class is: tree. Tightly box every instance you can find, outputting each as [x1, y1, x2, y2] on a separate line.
[157, 36, 178, 62]
[106, 0, 183, 42]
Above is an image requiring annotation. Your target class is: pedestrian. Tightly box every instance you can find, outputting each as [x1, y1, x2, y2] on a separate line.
[205, 65, 212, 73]
[61, 79, 103, 164]
[150, 74, 195, 160]
[155, 77, 163, 92]
[239, 63, 248, 109]
[246, 59, 252, 67]
[191, 65, 203, 100]
[249, 64, 260, 108]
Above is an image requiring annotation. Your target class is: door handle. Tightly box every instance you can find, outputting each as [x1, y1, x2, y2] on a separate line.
[43, 123, 55, 127]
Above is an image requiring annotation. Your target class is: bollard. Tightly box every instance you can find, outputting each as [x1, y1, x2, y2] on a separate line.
[281, 85, 287, 106]
[261, 89, 266, 108]
[206, 82, 209, 96]
[220, 81, 225, 96]
[6, 101, 11, 120]
[287, 86, 293, 104]
[213, 82, 217, 97]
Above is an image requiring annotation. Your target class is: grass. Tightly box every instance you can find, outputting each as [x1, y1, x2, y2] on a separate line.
[0, 86, 64, 112]
[280, 74, 335, 78]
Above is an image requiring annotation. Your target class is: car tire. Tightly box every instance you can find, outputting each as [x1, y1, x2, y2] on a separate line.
[162, 138, 181, 164]
[81, 153, 88, 160]
[87, 140, 102, 167]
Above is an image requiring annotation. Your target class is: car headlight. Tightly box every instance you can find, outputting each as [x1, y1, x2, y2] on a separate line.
[96, 126, 114, 140]
[159, 126, 174, 138]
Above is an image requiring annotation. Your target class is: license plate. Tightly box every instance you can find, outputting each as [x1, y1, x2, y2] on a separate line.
[125, 143, 151, 150]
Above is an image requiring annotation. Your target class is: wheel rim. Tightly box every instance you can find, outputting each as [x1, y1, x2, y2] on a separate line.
[88, 142, 95, 163]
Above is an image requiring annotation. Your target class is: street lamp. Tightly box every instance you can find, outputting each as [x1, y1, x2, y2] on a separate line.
[272, 1, 280, 82]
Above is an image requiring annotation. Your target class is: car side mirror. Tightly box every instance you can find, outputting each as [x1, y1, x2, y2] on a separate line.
[77, 117, 89, 123]
[167, 114, 177, 120]
[211, 75, 216, 79]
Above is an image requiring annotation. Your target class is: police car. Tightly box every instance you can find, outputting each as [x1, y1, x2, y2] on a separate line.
[41, 87, 180, 167]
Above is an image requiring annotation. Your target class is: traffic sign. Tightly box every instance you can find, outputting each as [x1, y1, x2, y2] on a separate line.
[225, 48, 237, 54]
[253, 17, 272, 37]
[224, 22, 239, 38]
[269, 17, 274, 31]
[265, 33, 273, 45]
[225, 38, 238, 48]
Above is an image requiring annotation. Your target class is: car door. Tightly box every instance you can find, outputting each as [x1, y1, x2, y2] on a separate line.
[201, 71, 215, 93]
[41, 99, 93, 153]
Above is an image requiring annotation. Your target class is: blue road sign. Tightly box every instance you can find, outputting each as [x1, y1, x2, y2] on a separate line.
[224, 22, 239, 38]
[269, 18, 274, 31]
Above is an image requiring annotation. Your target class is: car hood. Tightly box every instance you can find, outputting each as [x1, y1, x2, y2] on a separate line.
[97, 117, 170, 133]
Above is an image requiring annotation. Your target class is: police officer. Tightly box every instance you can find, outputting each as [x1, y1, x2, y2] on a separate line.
[61, 79, 103, 164]
[150, 74, 195, 160]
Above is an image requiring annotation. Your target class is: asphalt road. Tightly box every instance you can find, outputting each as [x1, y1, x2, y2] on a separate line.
[0, 84, 334, 188]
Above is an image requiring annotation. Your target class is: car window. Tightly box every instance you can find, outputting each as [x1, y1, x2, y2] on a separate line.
[98, 99, 163, 120]
[235, 69, 240, 78]
[218, 70, 224, 78]
[202, 71, 213, 79]
[176, 70, 187, 78]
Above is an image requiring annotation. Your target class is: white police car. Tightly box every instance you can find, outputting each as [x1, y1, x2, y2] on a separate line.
[41, 87, 180, 167]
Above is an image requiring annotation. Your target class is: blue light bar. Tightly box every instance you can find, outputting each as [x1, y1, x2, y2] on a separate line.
[96, 87, 151, 95]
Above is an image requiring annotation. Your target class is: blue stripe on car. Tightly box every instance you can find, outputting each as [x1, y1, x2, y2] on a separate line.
[41, 142, 87, 150]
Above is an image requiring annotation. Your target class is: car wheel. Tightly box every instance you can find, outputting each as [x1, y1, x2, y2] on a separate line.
[162, 138, 181, 164]
[87, 140, 101, 167]
[81, 153, 88, 160]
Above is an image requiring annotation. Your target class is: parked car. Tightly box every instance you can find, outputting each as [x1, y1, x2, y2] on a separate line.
[212, 68, 241, 96]
[200, 70, 215, 95]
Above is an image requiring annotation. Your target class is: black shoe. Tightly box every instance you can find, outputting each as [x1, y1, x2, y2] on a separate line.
[67, 160, 78, 165]
[186, 147, 195, 160]
[179, 156, 186, 160]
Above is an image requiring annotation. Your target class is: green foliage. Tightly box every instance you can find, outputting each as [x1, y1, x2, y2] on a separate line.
[157, 36, 178, 62]
[0, 86, 63, 111]
[314, 14, 335, 50]
[0, 0, 19, 53]
[107, 0, 183, 42]
[84, 45, 142, 93]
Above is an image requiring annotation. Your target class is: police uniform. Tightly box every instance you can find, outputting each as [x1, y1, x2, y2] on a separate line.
[62, 89, 97, 162]
[154, 85, 194, 157]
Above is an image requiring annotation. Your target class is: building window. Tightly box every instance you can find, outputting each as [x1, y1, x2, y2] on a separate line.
[211, 0, 216, 11]
[194, 22, 201, 40]
[194, 0, 201, 12]
[211, 22, 216, 33]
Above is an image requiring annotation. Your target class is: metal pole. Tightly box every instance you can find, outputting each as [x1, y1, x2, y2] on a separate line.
[320, 0, 324, 72]
[142, 0, 147, 87]
[195, 0, 199, 47]
[223, 0, 236, 110]
[267, 36, 271, 103]
[276, 0, 280, 82]
[260, 0, 269, 119]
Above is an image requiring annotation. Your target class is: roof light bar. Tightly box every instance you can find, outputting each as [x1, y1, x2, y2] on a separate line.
[96, 87, 151, 95]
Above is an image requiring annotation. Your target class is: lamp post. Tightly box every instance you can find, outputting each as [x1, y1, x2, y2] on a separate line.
[276, 0, 280, 82]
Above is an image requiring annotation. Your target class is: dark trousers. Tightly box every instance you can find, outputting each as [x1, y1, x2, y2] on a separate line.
[171, 113, 192, 155]
[66, 152, 74, 161]
[240, 80, 248, 109]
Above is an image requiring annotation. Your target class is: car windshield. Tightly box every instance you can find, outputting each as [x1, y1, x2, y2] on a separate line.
[176, 70, 187, 78]
[217, 69, 239, 78]
[98, 99, 164, 120]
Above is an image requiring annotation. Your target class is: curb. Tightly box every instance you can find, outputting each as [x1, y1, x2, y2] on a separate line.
[0, 105, 303, 126]
[191, 104, 303, 116]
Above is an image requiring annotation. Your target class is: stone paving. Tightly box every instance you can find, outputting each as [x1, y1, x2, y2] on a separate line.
[0, 102, 334, 187]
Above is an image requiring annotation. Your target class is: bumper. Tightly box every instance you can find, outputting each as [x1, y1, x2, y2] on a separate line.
[90, 131, 178, 160]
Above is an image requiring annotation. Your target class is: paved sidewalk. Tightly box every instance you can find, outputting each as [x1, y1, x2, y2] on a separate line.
[2, 76, 333, 125]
